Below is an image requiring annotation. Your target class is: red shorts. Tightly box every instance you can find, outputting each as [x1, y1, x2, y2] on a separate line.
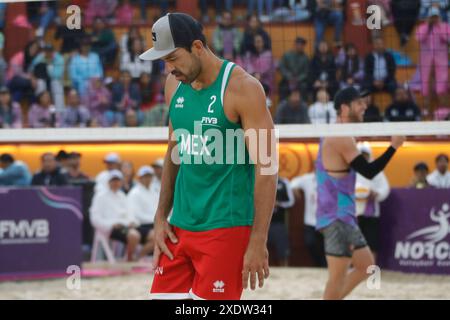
[150, 226, 251, 300]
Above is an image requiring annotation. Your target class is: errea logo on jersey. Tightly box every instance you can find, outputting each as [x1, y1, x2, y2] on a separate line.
[175, 97, 184, 108]
[213, 280, 225, 293]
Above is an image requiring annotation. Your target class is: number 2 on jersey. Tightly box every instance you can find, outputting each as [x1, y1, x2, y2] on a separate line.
[208, 95, 216, 113]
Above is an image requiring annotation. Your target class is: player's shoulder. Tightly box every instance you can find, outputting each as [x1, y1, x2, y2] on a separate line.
[227, 65, 264, 96]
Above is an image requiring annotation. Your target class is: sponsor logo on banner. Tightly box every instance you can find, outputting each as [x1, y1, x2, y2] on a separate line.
[394, 203, 450, 268]
[0, 219, 50, 245]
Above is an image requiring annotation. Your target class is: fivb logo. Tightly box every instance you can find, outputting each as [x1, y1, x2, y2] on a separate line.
[0, 219, 49, 244]
[395, 203, 450, 262]
[213, 280, 225, 293]
[175, 97, 185, 108]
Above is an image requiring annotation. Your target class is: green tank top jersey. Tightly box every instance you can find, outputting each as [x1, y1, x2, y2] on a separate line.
[169, 60, 255, 231]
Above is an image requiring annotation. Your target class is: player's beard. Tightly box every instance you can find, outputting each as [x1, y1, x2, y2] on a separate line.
[349, 108, 363, 123]
[174, 54, 202, 84]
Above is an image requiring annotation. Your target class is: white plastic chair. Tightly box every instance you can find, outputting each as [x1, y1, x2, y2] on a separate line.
[90, 230, 119, 264]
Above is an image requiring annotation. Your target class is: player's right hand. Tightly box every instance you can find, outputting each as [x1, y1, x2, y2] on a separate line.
[153, 214, 178, 270]
[391, 136, 406, 149]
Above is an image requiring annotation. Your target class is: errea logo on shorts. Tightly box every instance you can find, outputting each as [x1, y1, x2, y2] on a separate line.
[175, 97, 185, 108]
[213, 280, 225, 293]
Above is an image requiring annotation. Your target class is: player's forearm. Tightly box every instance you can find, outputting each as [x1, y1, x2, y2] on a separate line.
[250, 172, 277, 243]
[155, 150, 179, 220]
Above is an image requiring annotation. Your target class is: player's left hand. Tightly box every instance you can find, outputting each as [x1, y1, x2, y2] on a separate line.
[242, 239, 270, 290]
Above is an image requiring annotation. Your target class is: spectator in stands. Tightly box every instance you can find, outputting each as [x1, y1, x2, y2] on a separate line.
[238, 34, 275, 93]
[384, 87, 421, 122]
[89, 169, 141, 262]
[427, 153, 450, 188]
[108, 70, 142, 126]
[272, 0, 312, 22]
[363, 37, 397, 95]
[124, 109, 141, 127]
[290, 166, 327, 267]
[116, 0, 135, 25]
[0, 153, 31, 186]
[120, 38, 153, 81]
[248, 0, 285, 22]
[420, 0, 449, 22]
[127, 165, 159, 259]
[416, 7, 450, 110]
[0, 86, 22, 128]
[240, 14, 272, 55]
[355, 142, 390, 260]
[391, 0, 421, 47]
[275, 90, 310, 124]
[313, 0, 344, 47]
[69, 37, 104, 98]
[0, 33, 6, 87]
[139, 72, 156, 112]
[66, 152, 90, 185]
[84, 77, 111, 126]
[410, 162, 432, 189]
[336, 43, 365, 90]
[54, 19, 87, 55]
[31, 153, 69, 186]
[268, 176, 294, 266]
[278, 37, 309, 100]
[28, 90, 59, 128]
[120, 26, 145, 55]
[27, 0, 57, 37]
[85, 0, 119, 25]
[56, 150, 71, 175]
[308, 88, 336, 124]
[199, 0, 234, 23]
[143, 93, 168, 126]
[363, 94, 383, 122]
[152, 158, 164, 185]
[212, 11, 242, 61]
[30, 44, 65, 111]
[121, 160, 136, 194]
[90, 17, 118, 66]
[7, 40, 41, 103]
[309, 41, 338, 98]
[95, 152, 122, 194]
[61, 89, 91, 128]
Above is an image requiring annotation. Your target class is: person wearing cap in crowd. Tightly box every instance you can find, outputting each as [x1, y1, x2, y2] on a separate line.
[66, 152, 90, 185]
[355, 142, 390, 261]
[0, 86, 22, 128]
[416, 6, 450, 110]
[31, 152, 69, 186]
[151, 158, 164, 184]
[278, 36, 309, 100]
[427, 153, 450, 188]
[95, 152, 121, 194]
[127, 165, 160, 259]
[139, 13, 277, 300]
[316, 86, 405, 299]
[89, 169, 141, 262]
[0, 153, 31, 186]
[410, 161, 432, 189]
[55, 150, 71, 174]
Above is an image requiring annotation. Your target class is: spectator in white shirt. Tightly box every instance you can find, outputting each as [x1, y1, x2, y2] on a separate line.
[427, 153, 450, 188]
[308, 89, 337, 124]
[95, 152, 121, 194]
[355, 142, 390, 259]
[127, 166, 160, 259]
[89, 170, 141, 261]
[152, 158, 164, 185]
[291, 169, 326, 267]
[120, 38, 152, 81]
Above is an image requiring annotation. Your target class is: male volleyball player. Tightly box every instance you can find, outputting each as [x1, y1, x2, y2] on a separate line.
[139, 13, 277, 300]
[316, 87, 405, 299]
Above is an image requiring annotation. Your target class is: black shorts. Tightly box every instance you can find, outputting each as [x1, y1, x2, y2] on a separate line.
[357, 216, 380, 252]
[320, 220, 368, 258]
[110, 224, 154, 244]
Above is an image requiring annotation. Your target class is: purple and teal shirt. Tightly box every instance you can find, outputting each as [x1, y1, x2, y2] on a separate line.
[316, 139, 357, 230]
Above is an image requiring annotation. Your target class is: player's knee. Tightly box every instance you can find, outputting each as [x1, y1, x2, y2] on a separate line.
[127, 230, 141, 243]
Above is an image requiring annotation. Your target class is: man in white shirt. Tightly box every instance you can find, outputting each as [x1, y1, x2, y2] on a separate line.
[290, 169, 326, 267]
[90, 170, 140, 261]
[308, 88, 337, 124]
[427, 153, 450, 188]
[355, 142, 390, 259]
[127, 166, 160, 259]
[94, 153, 122, 194]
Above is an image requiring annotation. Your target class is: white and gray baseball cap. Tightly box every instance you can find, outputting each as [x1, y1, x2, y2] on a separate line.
[139, 13, 206, 61]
